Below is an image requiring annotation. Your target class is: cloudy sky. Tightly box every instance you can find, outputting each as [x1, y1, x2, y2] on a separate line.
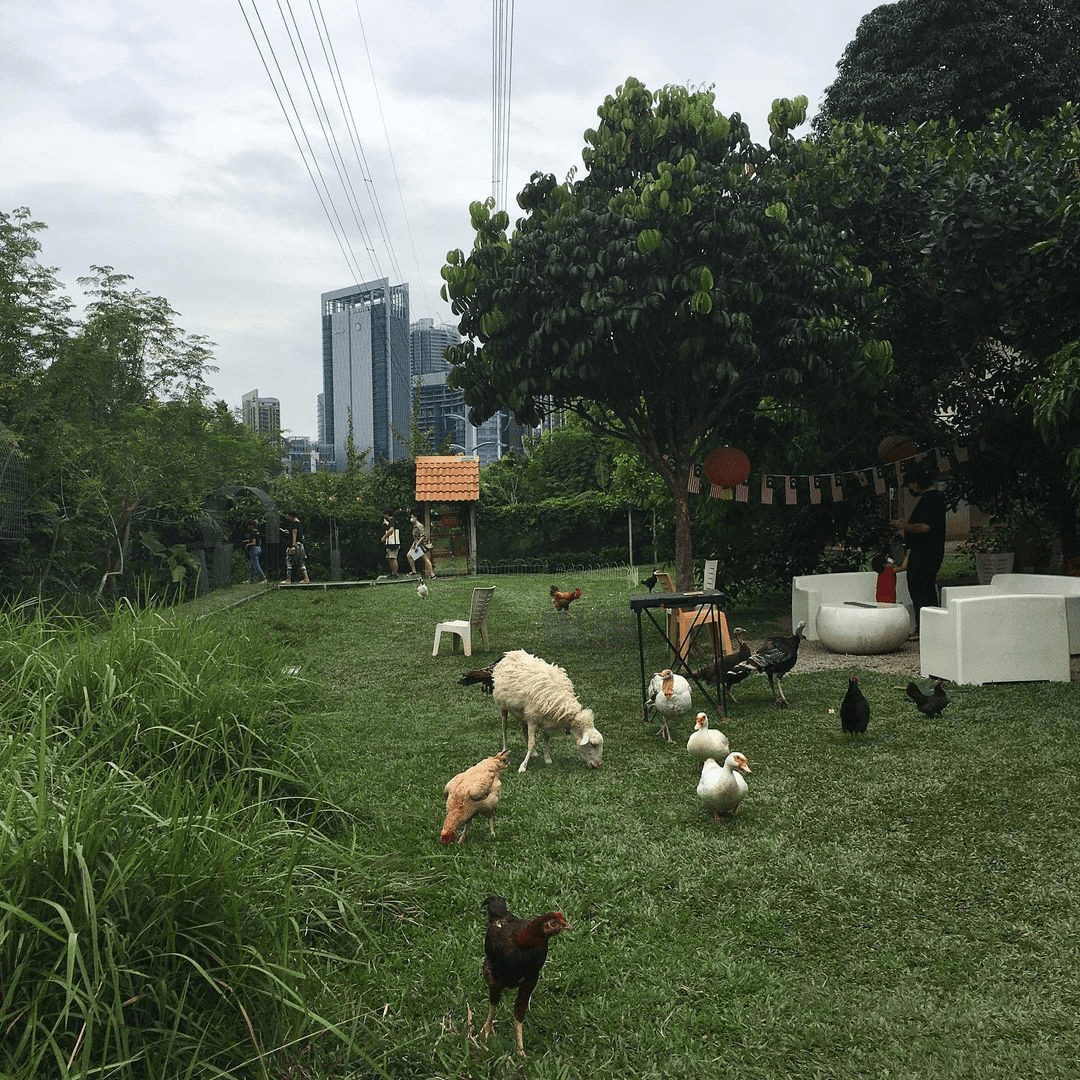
[3, 0, 878, 437]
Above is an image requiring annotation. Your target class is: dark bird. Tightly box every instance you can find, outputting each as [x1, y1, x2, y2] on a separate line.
[906, 679, 949, 717]
[725, 621, 806, 708]
[692, 627, 751, 683]
[458, 656, 504, 695]
[840, 674, 870, 735]
[643, 568, 659, 593]
[481, 895, 569, 1058]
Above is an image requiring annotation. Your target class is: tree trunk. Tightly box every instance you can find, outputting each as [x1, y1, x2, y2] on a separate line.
[671, 484, 695, 592]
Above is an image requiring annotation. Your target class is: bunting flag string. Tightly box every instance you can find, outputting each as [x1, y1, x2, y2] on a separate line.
[678, 437, 970, 507]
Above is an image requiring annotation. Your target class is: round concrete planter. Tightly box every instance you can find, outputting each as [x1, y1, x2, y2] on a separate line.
[816, 602, 910, 654]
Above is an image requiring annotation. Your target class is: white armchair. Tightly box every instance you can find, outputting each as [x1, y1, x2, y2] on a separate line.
[791, 571, 914, 641]
[919, 593, 1071, 685]
[940, 574, 1080, 654]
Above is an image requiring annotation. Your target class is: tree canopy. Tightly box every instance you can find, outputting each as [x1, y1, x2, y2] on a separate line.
[814, 0, 1080, 133]
[442, 80, 892, 588]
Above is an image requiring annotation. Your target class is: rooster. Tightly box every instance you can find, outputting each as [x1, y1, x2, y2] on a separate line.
[644, 668, 693, 741]
[440, 751, 509, 844]
[905, 679, 949, 717]
[839, 674, 870, 735]
[726, 621, 806, 708]
[481, 895, 569, 1058]
[550, 584, 582, 615]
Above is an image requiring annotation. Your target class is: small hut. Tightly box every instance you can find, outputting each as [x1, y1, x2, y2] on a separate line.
[415, 455, 481, 575]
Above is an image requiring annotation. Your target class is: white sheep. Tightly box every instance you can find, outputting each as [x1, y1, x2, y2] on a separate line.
[490, 649, 604, 774]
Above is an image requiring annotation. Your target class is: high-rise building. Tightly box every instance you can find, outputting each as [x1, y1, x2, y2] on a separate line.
[409, 318, 531, 465]
[410, 318, 466, 454]
[321, 278, 410, 469]
[284, 435, 320, 474]
[241, 390, 281, 437]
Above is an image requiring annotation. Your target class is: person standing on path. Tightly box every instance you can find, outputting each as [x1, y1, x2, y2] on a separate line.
[282, 511, 311, 584]
[242, 519, 267, 583]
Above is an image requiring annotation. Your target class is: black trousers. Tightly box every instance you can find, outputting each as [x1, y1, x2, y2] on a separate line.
[907, 553, 943, 630]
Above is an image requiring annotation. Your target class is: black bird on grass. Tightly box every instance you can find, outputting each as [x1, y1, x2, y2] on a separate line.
[905, 679, 949, 717]
[643, 568, 659, 592]
[840, 674, 870, 735]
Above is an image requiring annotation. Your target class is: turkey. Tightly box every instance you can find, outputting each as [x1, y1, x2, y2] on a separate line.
[905, 679, 949, 717]
[726, 621, 806, 708]
[839, 674, 870, 735]
[691, 626, 750, 702]
[644, 668, 692, 742]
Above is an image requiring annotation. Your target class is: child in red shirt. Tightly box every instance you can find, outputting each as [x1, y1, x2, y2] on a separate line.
[871, 551, 907, 603]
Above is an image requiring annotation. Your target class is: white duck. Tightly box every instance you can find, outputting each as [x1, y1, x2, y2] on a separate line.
[696, 751, 752, 821]
[417, 576, 429, 599]
[686, 712, 730, 766]
[644, 668, 692, 742]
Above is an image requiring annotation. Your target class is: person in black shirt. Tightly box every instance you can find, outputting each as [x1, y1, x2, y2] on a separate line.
[281, 511, 311, 584]
[891, 463, 945, 636]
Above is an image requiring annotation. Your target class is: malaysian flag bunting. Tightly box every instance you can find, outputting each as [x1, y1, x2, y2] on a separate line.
[785, 476, 798, 505]
[709, 482, 724, 499]
[735, 483, 749, 503]
[811, 476, 823, 505]
[761, 475, 774, 505]
[687, 462, 702, 493]
[858, 470, 871, 487]
[954, 440, 970, 462]
[936, 446, 952, 473]
[894, 462, 904, 488]
[873, 467, 887, 495]
[831, 474, 844, 501]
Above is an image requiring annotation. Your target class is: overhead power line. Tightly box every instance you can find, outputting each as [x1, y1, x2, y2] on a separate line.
[492, 0, 514, 210]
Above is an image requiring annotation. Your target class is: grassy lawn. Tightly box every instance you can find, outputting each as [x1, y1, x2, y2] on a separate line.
[214, 572, 1080, 1079]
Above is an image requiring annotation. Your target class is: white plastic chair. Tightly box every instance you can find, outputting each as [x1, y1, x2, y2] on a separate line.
[433, 586, 496, 657]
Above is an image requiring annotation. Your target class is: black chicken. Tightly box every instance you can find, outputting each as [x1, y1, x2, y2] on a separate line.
[840, 674, 870, 735]
[481, 895, 569, 1058]
[643, 568, 659, 592]
[725, 621, 806, 708]
[906, 679, 949, 717]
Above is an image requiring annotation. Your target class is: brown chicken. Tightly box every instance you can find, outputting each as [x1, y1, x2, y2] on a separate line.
[550, 584, 582, 614]
[440, 751, 510, 844]
[481, 895, 569, 1058]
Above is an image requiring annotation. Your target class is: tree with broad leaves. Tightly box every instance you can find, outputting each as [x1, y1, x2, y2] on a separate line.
[813, 0, 1080, 135]
[802, 106, 1080, 560]
[441, 79, 892, 590]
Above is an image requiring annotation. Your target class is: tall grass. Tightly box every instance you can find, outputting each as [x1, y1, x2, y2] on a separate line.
[0, 602, 369, 1078]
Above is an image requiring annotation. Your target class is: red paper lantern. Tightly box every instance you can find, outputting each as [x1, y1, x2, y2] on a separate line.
[878, 434, 918, 463]
[702, 448, 751, 487]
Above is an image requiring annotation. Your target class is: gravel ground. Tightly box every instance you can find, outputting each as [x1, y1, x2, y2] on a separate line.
[796, 634, 1080, 682]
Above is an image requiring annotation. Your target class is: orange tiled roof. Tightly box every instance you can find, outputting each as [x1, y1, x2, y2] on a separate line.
[415, 455, 480, 502]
